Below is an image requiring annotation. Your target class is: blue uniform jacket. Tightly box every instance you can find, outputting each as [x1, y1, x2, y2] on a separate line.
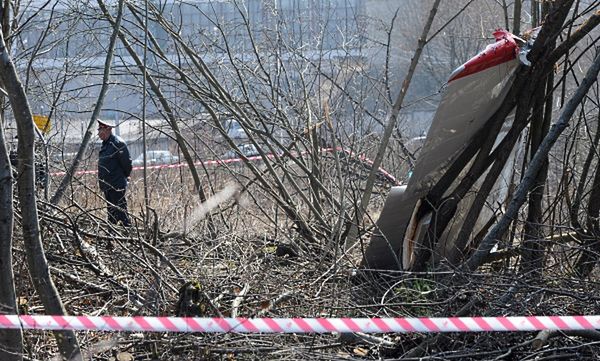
[98, 134, 132, 192]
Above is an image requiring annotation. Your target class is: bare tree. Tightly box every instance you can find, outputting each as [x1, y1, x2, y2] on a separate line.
[0, 2, 23, 359]
[0, 19, 80, 361]
[0, 87, 22, 361]
[49, 0, 125, 207]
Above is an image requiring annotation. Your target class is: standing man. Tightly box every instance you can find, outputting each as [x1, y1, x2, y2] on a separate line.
[97, 119, 132, 226]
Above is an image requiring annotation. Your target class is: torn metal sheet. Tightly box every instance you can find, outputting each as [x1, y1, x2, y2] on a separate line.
[362, 30, 526, 270]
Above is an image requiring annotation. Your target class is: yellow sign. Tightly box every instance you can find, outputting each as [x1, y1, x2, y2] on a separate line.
[33, 115, 51, 133]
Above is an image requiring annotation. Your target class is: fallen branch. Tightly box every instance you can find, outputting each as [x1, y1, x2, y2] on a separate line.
[231, 283, 250, 318]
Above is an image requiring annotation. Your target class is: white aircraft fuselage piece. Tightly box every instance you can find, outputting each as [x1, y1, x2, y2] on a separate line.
[362, 30, 524, 270]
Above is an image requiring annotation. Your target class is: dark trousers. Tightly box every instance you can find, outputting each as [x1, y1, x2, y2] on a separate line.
[103, 188, 130, 226]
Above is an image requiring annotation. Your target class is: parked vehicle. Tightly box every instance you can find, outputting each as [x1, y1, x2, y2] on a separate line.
[222, 143, 259, 159]
[51, 152, 79, 164]
[222, 119, 247, 139]
[132, 150, 178, 166]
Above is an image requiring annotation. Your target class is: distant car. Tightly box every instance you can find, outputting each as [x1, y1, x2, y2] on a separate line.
[132, 150, 178, 167]
[222, 119, 247, 139]
[222, 144, 259, 159]
[51, 152, 79, 164]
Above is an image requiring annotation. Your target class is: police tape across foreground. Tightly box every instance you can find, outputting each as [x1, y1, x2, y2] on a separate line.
[1, 315, 599, 333]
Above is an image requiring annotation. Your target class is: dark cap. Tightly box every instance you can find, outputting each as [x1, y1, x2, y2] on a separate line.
[97, 118, 115, 128]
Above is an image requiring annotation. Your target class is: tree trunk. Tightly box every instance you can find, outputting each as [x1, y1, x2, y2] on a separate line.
[574, 151, 600, 277]
[512, 0, 522, 34]
[0, 107, 22, 360]
[520, 73, 553, 277]
[0, 28, 81, 361]
[519, 1, 555, 276]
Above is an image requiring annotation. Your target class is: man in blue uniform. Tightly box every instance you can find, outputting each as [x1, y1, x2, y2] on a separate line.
[97, 119, 132, 226]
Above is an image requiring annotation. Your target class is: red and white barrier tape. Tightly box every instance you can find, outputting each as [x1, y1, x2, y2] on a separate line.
[1, 315, 599, 333]
[50, 154, 272, 177]
[50, 148, 400, 185]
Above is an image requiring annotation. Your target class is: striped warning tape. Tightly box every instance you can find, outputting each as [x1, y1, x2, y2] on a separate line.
[49, 153, 272, 176]
[49, 147, 400, 185]
[1, 315, 599, 333]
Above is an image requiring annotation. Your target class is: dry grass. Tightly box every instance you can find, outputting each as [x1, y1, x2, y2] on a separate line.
[13, 151, 600, 360]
